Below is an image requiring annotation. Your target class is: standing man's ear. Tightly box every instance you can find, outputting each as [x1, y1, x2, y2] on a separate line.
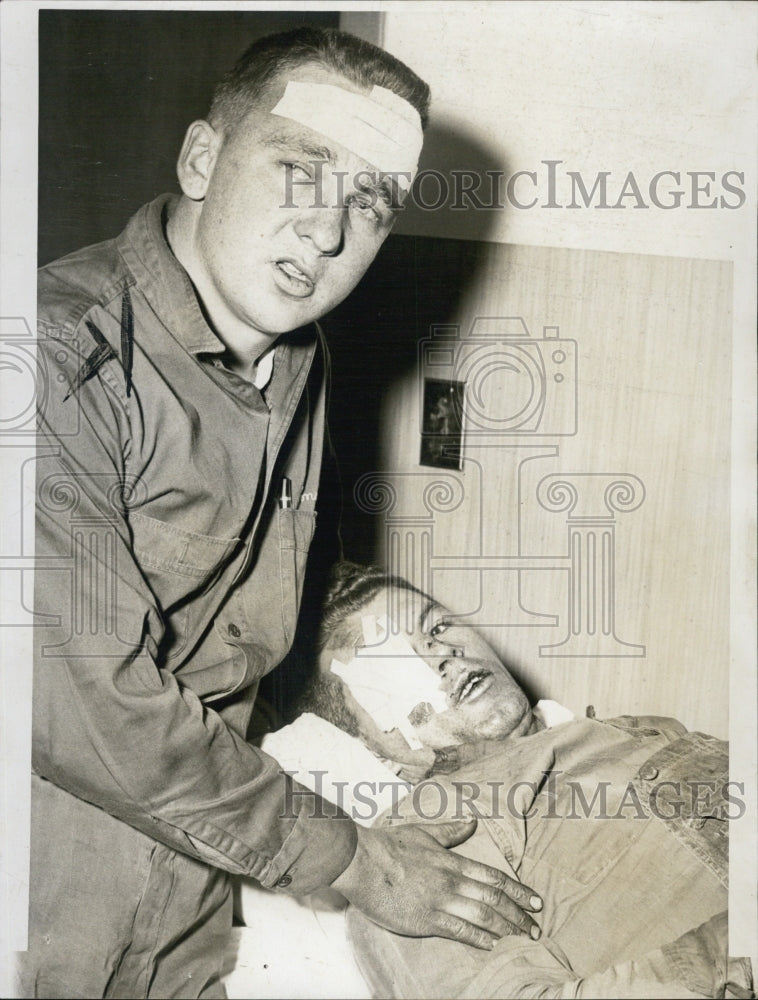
[175, 120, 221, 201]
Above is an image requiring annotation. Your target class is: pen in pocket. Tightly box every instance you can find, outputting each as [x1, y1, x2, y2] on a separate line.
[278, 477, 292, 509]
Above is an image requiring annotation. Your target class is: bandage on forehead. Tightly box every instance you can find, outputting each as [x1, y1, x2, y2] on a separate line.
[270, 81, 423, 191]
[330, 615, 448, 751]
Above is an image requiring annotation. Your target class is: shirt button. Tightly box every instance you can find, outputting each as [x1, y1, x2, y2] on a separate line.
[638, 764, 659, 781]
[276, 874, 292, 888]
[228, 623, 241, 638]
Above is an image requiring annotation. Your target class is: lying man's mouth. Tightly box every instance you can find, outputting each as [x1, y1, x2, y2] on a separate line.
[452, 670, 492, 705]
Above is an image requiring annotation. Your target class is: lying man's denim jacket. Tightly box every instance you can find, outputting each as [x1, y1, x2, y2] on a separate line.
[346, 715, 754, 999]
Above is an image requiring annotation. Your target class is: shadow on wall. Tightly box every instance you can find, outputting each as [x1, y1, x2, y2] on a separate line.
[322, 122, 509, 563]
[396, 119, 512, 242]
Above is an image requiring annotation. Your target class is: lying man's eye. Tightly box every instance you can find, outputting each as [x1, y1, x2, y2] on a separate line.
[429, 620, 452, 638]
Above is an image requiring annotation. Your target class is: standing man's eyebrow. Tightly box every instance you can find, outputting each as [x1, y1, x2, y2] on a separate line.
[262, 132, 402, 210]
[261, 132, 336, 165]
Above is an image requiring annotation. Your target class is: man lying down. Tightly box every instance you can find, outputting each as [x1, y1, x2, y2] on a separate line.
[260, 561, 754, 1000]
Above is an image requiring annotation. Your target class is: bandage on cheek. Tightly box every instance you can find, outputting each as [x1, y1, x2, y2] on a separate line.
[330, 615, 447, 750]
[270, 81, 423, 192]
[408, 702, 436, 727]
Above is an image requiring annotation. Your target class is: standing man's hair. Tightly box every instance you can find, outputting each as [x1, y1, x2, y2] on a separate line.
[209, 27, 432, 135]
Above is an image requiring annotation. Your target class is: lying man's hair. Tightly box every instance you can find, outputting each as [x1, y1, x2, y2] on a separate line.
[209, 26, 432, 135]
[316, 560, 419, 652]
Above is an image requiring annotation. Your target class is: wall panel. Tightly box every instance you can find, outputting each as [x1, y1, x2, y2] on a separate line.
[327, 237, 731, 737]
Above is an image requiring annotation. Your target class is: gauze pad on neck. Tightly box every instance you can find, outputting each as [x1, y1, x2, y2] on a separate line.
[330, 614, 448, 750]
[270, 81, 423, 191]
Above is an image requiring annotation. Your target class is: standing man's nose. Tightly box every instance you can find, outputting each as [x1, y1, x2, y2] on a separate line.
[295, 205, 344, 256]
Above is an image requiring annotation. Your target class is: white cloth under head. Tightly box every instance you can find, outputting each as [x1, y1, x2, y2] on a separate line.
[260, 712, 406, 825]
[271, 81, 423, 191]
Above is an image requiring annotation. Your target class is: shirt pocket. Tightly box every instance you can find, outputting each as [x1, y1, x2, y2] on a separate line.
[129, 511, 241, 611]
[278, 507, 317, 646]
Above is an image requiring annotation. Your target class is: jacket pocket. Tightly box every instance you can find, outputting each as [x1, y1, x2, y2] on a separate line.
[633, 732, 729, 886]
[278, 507, 317, 646]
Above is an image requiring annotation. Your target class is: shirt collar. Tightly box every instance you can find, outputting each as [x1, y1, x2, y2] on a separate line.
[117, 194, 319, 392]
[117, 193, 227, 357]
[532, 700, 575, 729]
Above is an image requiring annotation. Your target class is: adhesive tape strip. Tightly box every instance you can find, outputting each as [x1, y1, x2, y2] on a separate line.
[271, 81, 423, 190]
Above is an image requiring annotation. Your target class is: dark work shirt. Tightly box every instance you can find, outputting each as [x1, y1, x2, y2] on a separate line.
[33, 195, 357, 894]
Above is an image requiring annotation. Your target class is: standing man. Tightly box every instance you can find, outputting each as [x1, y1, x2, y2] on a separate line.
[23, 28, 541, 999]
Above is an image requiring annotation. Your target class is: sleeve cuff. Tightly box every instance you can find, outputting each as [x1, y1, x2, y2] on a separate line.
[258, 777, 358, 895]
[661, 910, 729, 996]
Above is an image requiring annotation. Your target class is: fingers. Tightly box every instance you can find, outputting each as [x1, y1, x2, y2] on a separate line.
[406, 822, 543, 940]
[437, 852, 543, 941]
[332, 820, 544, 951]
[458, 856, 543, 913]
[454, 880, 541, 940]
[436, 893, 540, 947]
[430, 910, 498, 951]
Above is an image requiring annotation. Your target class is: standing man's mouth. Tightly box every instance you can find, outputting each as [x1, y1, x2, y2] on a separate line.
[273, 258, 315, 296]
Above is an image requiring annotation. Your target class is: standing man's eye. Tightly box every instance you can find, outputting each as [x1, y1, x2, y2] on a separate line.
[282, 161, 314, 181]
[347, 194, 381, 222]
